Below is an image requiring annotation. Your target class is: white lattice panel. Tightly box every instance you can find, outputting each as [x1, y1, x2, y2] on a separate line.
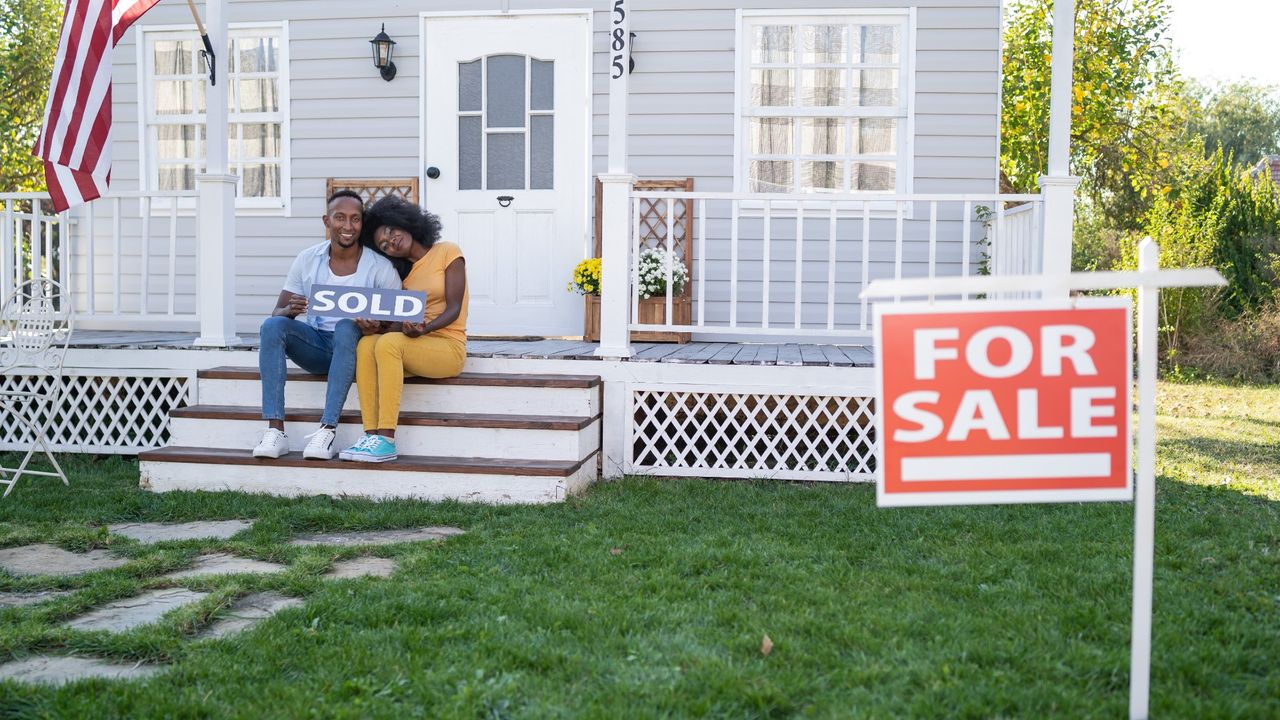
[629, 388, 875, 482]
[0, 370, 192, 454]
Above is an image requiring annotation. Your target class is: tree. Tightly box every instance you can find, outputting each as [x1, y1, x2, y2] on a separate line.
[1186, 80, 1280, 168]
[1001, 0, 1186, 228]
[0, 0, 63, 192]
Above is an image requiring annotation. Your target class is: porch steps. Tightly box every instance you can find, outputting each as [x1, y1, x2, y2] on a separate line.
[138, 367, 602, 504]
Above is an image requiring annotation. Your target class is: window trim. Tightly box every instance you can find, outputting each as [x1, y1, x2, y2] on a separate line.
[732, 8, 916, 212]
[136, 21, 291, 216]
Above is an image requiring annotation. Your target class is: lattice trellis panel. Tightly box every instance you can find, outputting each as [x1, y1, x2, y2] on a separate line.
[325, 178, 420, 206]
[629, 388, 875, 482]
[0, 371, 192, 454]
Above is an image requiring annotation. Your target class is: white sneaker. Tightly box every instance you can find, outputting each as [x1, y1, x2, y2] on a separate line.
[252, 427, 289, 458]
[302, 426, 337, 460]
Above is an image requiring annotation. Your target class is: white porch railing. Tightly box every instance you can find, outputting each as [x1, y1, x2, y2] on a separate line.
[625, 191, 1044, 340]
[1, 191, 200, 330]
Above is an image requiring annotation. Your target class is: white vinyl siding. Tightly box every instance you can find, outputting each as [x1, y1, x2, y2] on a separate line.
[138, 23, 290, 211]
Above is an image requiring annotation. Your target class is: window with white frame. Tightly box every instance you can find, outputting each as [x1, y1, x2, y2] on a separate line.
[739, 12, 911, 195]
[142, 25, 287, 209]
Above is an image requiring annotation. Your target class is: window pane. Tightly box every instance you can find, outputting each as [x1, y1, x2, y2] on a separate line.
[154, 40, 191, 75]
[459, 116, 482, 190]
[155, 80, 197, 115]
[486, 54, 526, 128]
[228, 124, 239, 161]
[531, 60, 554, 111]
[459, 60, 482, 112]
[240, 123, 281, 159]
[857, 25, 900, 64]
[240, 163, 281, 198]
[750, 160, 792, 193]
[531, 115, 553, 189]
[800, 69, 844, 107]
[159, 164, 196, 191]
[487, 132, 525, 190]
[802, 161, 842, 192]
[800, 118, 844, 155]
[751, 25, 794, 64]
[751, 69, 793, 106]
[157, 125, 200, 161]
[237, 36, 278, 73]
[853, 161, 895, 191]
[854, 118, 897, 155]
[853, 70, 898, 107]
[800, 25, 846, 64]
[750, 117, 793, 155]
[239, 78, 279, 113]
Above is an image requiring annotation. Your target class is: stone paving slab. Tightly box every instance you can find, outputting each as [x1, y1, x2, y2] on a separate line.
[0, 656, 163, 685]
[289, 527, 464, 547]
[163, 553, 287, 580]
[325, 557, 398, 579]
[107, 520, 253, 544]
[197, 592, 304, 640]
[0, 544, 128, 577]
[0, 590, 73, 608]
[64, 589, 208, 633]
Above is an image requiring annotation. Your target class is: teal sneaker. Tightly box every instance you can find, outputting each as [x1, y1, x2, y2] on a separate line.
[343, 434, 398, 463]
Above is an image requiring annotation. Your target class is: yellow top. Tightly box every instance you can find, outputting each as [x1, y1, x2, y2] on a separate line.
[403, 241, 467, 344]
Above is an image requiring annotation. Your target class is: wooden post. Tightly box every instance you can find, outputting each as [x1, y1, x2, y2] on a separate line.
[193, 0, 241, 346]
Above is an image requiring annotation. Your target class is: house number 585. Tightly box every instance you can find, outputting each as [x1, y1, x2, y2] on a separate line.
[611, 0, 628, 79]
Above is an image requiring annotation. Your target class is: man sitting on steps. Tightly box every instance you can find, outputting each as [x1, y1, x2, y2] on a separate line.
[253, 190, 401, 460]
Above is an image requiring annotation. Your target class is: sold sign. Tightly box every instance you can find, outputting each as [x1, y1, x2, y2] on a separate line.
[874, 298, 1132, 507]
[309, 285, 426, 322]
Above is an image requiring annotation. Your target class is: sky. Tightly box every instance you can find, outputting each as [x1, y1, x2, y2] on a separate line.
[1166, 0, 1280, 87]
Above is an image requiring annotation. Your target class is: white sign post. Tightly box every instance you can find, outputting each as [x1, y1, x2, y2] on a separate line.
[864, 238, 1224, 720]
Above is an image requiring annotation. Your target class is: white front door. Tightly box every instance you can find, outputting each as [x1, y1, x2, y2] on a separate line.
[423, 13, 590, 337]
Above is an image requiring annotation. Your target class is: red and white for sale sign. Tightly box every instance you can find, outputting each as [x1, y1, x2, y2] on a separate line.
[874, 298, 1132, 507]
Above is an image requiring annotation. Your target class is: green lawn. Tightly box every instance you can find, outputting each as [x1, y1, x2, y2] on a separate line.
[0, 381, 1277, 719]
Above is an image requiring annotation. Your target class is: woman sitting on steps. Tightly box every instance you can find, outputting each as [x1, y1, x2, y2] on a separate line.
[340, 195, 469, 463]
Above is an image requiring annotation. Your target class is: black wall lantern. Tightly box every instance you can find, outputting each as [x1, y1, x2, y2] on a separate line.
[370, 24, 397, 81]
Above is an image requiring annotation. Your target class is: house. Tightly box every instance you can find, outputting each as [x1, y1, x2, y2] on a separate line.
[0, 0, 1080, 500]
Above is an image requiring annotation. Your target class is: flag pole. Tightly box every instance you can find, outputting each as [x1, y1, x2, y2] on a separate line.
[183, 0, 216, 85]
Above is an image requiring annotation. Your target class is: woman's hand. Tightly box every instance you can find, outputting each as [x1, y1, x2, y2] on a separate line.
[401, 321, 427, 338]
[355, 319, 384, 335]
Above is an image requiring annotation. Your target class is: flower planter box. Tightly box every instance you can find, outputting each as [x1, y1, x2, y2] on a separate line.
[583, 295, 691, 344]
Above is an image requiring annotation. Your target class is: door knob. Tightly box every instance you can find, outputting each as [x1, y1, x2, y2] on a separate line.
[426, 166, 441, 179]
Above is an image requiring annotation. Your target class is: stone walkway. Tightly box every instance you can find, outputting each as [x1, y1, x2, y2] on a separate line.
[0, 523, 464, 685]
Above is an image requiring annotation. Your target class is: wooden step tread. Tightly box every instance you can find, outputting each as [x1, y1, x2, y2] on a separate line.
[139, 446, 596, 477]
[171, 405, 598, 431]
[199, 367, 600, 388]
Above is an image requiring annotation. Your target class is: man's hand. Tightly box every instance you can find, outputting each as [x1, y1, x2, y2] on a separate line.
[355, 319, 384, 335]
[401, 322, 427, 338]
[276, 293, 308, 318]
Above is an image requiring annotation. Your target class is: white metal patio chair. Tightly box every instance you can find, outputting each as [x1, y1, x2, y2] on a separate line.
[0, 278, 72, 497]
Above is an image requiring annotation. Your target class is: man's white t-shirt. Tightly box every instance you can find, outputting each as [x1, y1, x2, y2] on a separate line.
[313, 266, 362, 332]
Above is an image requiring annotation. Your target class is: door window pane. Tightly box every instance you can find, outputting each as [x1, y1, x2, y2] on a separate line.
[459, 60, 482, 112]
[531, 60, 554, 111]
[459, 116, 482, 190]
[487, 132, 525, 190]
[531, 115, 553, 189]
[486, 54, 526, 128]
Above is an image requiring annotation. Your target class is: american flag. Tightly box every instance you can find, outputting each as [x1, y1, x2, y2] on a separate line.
[33, 0, 163, 212]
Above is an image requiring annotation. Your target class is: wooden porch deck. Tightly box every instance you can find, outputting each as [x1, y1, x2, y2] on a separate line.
[63, 331, 874, 367]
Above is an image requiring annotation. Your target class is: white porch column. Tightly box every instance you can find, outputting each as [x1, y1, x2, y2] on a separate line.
[1039, 0, 1079, 295]
[193, 0, 241, 346]
[595, 0, 633, 359]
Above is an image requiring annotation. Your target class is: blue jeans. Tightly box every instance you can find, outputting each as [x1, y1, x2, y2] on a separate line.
[259, 316, 361, 427]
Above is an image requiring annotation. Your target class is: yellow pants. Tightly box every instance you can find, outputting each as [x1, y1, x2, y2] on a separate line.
[355, 332, 466, 432]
